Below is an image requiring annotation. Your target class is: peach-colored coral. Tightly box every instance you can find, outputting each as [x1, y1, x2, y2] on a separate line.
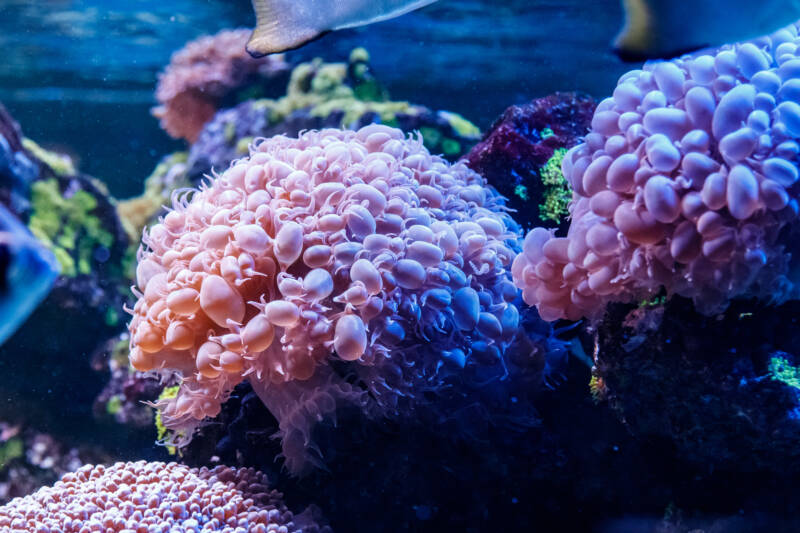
[513, 23, 800, 321]
[0, 461, 323, 532]
[153, 29, 289, 143]
[128, 124, 520, 471]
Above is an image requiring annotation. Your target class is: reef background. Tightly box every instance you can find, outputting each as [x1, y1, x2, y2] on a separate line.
[7, 2, 800, 532]
[0, 0, 626, 198]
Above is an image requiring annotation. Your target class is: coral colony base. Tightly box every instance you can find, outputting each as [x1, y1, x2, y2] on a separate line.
[513, 22, 800, 321]
[127, 124, 524, 472]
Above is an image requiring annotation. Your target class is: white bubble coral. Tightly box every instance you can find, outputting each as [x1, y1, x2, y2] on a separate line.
[128, 125, 520, 471]
[513, 23, 800, 321]
[0, 461, 323, 532]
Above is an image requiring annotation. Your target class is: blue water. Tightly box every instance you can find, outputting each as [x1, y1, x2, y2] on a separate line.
[0, 0, 625, 197]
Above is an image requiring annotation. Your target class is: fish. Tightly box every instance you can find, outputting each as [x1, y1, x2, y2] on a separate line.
[613, 0, 800, 61]
[246, 0, 800, 61]
[0, 202, 59, 346]
[246, 0, 438, 57]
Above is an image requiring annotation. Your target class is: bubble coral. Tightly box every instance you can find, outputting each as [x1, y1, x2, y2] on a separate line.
[0, 460, 324, 532]
[513, 23, 800, 321]
[153, 29, 290, 143]
[127, 124, 522, 472]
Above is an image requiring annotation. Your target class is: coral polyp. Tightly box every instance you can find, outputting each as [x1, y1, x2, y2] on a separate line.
[127, 124, 522, 471]
[513, 23, 800, 321]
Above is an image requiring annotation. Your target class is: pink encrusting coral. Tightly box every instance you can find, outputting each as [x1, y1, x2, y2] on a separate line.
[128, 124, 521, 471]
[0, 461, 324, 532]
[513, 23, 800, 321]
[153, 29, 289, 142]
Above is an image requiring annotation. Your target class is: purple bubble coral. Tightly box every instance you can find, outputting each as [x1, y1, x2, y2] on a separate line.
[127, 125, 523, 472]
[0, 461, 324, 532]
[513, 23, 800, 321]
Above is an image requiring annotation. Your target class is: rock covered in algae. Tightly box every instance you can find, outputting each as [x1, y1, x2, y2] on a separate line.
[127, 124, 534, 473]
[594, 297, 800, 475]
[186, 48, 481, 181]
[0, 102, 132, 435]
[465, 92, 596, 231]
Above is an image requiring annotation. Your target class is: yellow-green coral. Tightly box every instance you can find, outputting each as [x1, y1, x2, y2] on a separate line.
[769, 356, 800, 390]
[0, 438, 23, 469]
[155, 385, 181, 455]
[22, 138, 76, 177]
[538, 148, 572, 223]
[28, 179, 113, 276]
[106, 395, 123, 416]
[439, 110, 481, 138]
[589, 375, 607, 403]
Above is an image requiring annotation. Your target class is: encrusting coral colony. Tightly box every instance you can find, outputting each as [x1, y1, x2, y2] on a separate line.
[0, 461, 324, 532]
[513, 23, 800, 320]
[8, 12, 800, 533]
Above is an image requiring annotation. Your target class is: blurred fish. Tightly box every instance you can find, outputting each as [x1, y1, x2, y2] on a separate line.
[246, 0, 438, 56]
[246, 0, 800, 61]
[0, 203, 59, 346]
[614, 0, 800, 60]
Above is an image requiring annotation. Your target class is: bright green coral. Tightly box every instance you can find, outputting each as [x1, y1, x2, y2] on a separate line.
[769, 356, 800, 390]
[538, 148, 572, 224]
[28, 179, 113, 276]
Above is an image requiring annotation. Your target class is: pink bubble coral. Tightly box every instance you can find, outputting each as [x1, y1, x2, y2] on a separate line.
[153, 29, 289, 143]
[0, 461, 324, 532]
[128, 124, 521, 472]
[513, 23, 800, 321]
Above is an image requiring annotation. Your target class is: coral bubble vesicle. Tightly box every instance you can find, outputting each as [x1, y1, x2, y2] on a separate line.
[513, 23, 800, 321]
[127, 124, 521, 471]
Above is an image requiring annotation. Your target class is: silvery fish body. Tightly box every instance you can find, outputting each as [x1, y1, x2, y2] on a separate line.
[247, 0, 438, 56]
[0, 203, 59, 346]
[246, 0, 800, 60]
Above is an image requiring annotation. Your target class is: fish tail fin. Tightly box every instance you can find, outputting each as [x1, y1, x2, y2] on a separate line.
[613, 0, 659, 61]
[613, 0, 707, 61]
[247, 0, 327, 57]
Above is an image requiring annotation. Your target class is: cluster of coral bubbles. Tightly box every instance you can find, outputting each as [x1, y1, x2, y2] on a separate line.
[126, 19, 800, 475]
[128, 125, 522, 468]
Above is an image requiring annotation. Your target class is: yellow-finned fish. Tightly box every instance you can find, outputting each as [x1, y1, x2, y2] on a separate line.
[246, 0, 800, 61]
[614, 0, 800, 60]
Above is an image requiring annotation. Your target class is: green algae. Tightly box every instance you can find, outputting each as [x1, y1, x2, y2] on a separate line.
[28, 178, 113, 276]
[769, 356, 800, 390]
[538, 148, 572, 223]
